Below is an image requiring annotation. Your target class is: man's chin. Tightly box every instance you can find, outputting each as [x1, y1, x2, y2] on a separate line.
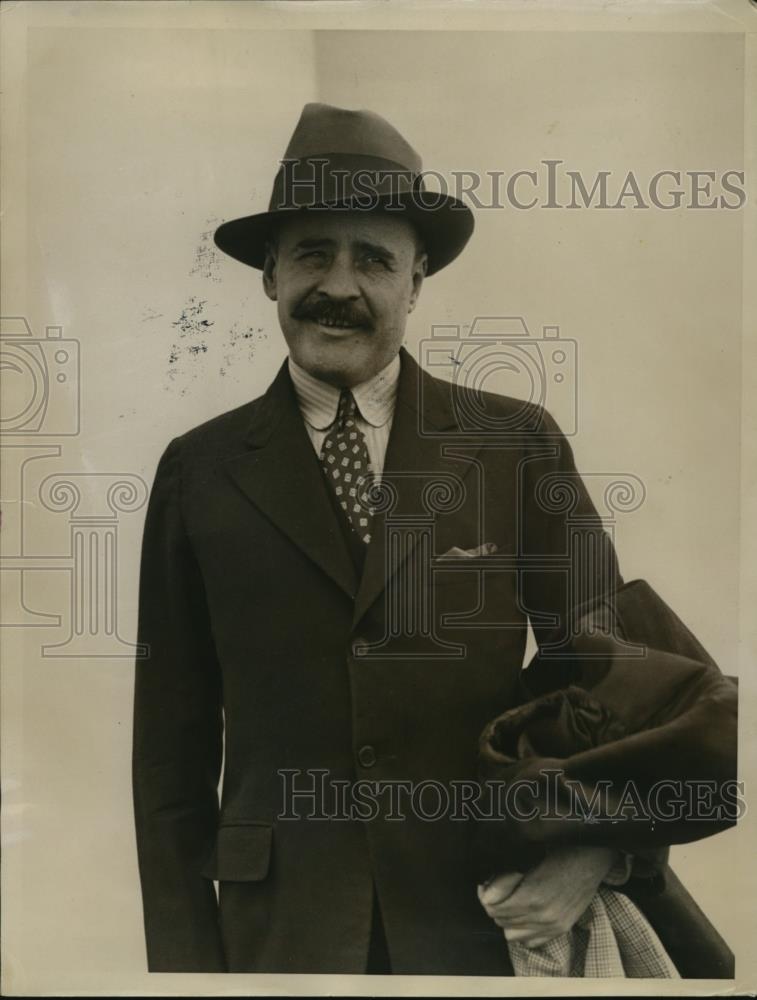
[290, 339, 384, 388]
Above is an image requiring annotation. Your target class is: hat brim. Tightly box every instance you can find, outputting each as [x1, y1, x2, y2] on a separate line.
[213, 193, 474, 277]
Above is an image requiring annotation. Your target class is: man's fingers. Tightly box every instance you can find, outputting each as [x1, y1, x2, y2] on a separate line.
[484, 897, 539, 921]
[482, 849, 607, 947]
[477, 872, 524, 906]
[482, 886, 551, 923]
[503, 924, 544, 942]
[490, 906, 551, 928]
[504, 926, 562, 947]
[485, 871, 553, 920]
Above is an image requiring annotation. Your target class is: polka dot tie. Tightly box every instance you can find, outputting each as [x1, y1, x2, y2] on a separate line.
[320, 388, 374, 545]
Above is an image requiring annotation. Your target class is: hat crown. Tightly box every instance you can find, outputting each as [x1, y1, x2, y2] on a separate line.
[213, 101, 474, 276]
[283, 102, 423, 174]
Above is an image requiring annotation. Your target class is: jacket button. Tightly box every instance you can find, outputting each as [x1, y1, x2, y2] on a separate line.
[358, 745, 377, 768]
[351, 637, 367, 658]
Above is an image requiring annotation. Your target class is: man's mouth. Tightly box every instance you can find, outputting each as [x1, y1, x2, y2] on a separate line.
[292, 302, 371, 332]
[314, 317, 363, 330]
[302, 316, 372, 337]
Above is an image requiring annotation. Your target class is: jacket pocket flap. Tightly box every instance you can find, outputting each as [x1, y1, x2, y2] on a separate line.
[200, 822, 272, 882]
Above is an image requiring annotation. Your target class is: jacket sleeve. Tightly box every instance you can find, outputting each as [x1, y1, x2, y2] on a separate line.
[519, 406, 623, 653]
[517, 408, 668, 887]
[132, 437, 226, 972]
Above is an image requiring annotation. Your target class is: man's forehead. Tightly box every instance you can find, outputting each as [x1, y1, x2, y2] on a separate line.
[276, 210, 419, 249]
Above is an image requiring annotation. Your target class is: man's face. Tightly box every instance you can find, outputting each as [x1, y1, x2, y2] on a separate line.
[263, 211, 427, 387]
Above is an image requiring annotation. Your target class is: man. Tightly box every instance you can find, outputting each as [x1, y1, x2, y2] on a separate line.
[132, 104, 667, 975]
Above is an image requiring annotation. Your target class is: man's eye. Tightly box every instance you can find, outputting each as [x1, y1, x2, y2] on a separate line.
[364, 255, 389, 268]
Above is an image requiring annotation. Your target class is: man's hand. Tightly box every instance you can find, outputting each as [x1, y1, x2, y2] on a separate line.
[477, 846, 618, 948]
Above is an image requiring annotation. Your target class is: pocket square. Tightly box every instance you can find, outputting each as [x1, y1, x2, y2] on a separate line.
[438, 542, 499, 559]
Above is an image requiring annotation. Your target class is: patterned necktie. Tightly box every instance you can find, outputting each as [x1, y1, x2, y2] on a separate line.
[320, 388, 374, 545]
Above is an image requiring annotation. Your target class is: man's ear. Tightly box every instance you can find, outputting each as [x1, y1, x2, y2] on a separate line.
[262, 241, 278, 301]
[408, 250, 428, 314]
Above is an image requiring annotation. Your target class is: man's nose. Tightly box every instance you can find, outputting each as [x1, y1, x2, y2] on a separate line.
[315, 255, 361, 299]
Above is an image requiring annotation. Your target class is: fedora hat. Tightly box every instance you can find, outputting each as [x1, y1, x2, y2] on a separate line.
[213, 103, 474, 276]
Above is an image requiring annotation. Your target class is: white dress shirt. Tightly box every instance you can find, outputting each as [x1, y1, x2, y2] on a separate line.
[287, 353, 401, 482]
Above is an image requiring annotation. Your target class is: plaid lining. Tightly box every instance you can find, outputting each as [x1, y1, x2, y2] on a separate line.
[508, 887, 679, 978]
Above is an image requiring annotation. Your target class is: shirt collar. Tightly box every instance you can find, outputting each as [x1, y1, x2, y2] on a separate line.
[288, 353, 401, 431]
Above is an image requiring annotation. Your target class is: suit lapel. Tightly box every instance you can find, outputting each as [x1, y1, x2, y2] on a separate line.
[223, 360, 358, 600]
[223, 350, 480, 621]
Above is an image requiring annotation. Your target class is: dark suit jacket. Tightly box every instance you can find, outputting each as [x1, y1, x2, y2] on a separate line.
[133, 346, 639, 974]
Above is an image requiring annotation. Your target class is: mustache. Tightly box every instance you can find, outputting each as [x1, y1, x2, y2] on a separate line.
[291, 298, 372, 329]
